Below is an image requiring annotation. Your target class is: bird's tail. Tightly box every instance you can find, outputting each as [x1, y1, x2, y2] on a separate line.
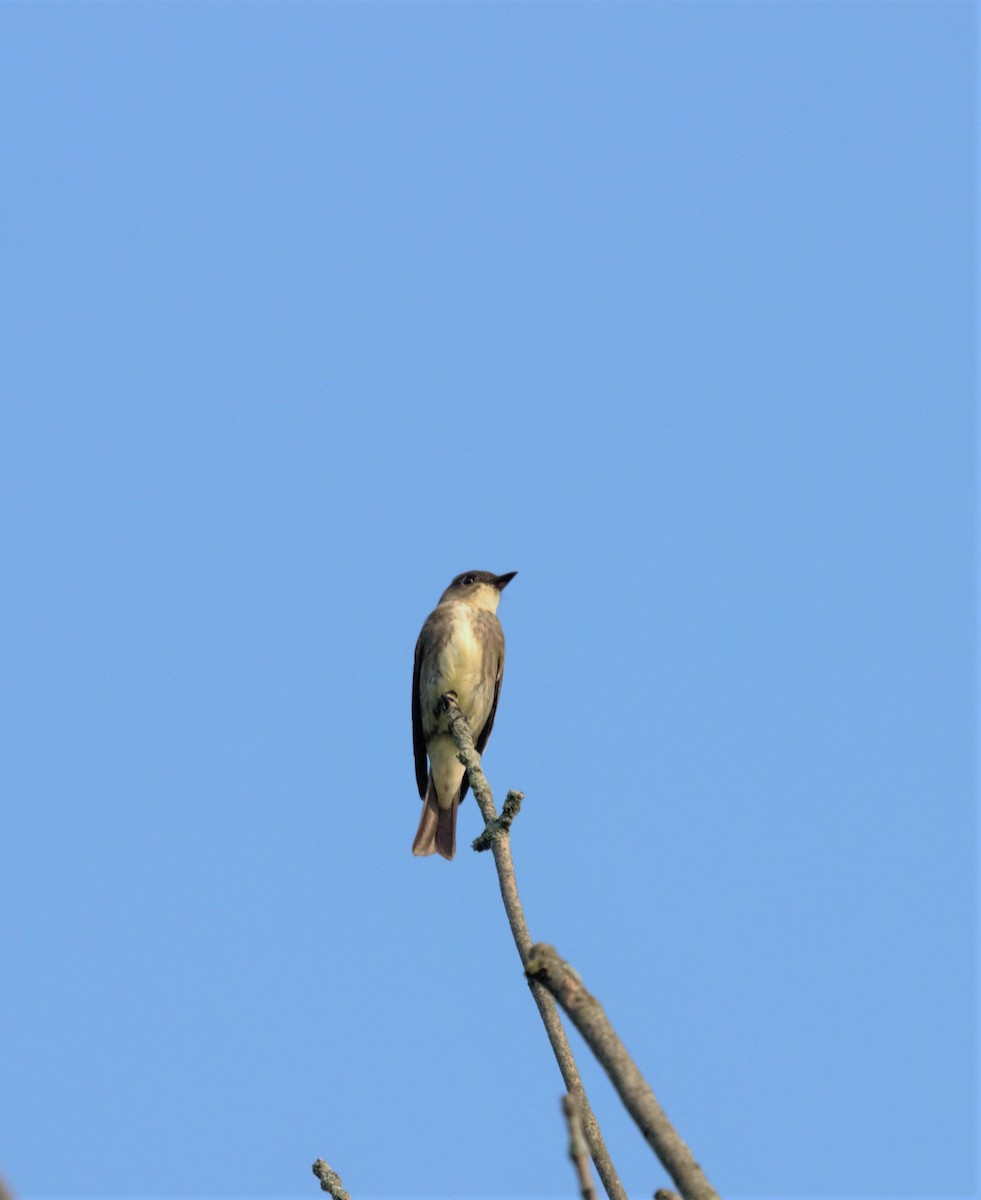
[411, 775, 458, 860]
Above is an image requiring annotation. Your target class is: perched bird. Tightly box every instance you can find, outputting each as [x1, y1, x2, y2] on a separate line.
[412, 570, 517, 859]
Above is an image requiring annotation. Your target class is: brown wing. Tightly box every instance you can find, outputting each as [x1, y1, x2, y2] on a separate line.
[475, 652, 504, 754]
[411, 634, 428, 798]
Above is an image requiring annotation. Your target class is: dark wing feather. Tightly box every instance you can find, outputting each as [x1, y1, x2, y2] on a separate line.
[412, 634, 428, 798]
[475, 655, 504, 754]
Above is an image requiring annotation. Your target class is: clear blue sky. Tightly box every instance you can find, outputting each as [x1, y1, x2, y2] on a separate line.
[0, 4, 974, 1200]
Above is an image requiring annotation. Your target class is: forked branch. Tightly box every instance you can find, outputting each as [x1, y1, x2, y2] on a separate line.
[445, 696, 721, 1200]
[442, 696, 627, 1200]
[526, 943, 720, 1200]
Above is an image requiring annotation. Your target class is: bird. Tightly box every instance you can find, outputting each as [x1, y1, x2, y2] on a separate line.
[411, 570, 517, 859]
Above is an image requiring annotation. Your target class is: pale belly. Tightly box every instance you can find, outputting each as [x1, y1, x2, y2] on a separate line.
[420, 609, 495, 738]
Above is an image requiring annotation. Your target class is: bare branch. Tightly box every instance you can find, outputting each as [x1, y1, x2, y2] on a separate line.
[443, 696, 627, 1200]
[562, 1093, 597, 1200]
[526, 943, 720, 1200]
[312, 1159, 352, 1200]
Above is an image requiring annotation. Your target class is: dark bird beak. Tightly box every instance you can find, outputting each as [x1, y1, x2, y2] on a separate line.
[494, 571, 518, 590]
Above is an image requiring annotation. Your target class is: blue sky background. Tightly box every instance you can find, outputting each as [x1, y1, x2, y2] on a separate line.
[0, 3, 975, 1200]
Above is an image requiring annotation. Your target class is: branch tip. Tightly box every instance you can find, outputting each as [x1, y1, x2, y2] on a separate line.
[311, 1159, 352, 1200]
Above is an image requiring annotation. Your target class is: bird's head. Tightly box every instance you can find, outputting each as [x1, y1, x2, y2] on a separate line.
[439, 570, 517, 613]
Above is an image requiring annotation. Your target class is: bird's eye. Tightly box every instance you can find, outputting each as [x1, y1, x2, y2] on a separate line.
[462, 574, 476, 586]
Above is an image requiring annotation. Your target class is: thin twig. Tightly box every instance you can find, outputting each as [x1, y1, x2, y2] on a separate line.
[562, 1093, 597, 1200]
[443, 697, 627, 1200]
[311, 1158, 352, 1200]
[526, 943, 720, 1200]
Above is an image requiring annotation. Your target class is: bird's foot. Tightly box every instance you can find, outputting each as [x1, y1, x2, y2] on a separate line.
[435, 690, 459, 716]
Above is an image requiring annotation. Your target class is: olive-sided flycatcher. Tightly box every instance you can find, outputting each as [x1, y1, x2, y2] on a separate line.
[412, 570, 517, 860]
